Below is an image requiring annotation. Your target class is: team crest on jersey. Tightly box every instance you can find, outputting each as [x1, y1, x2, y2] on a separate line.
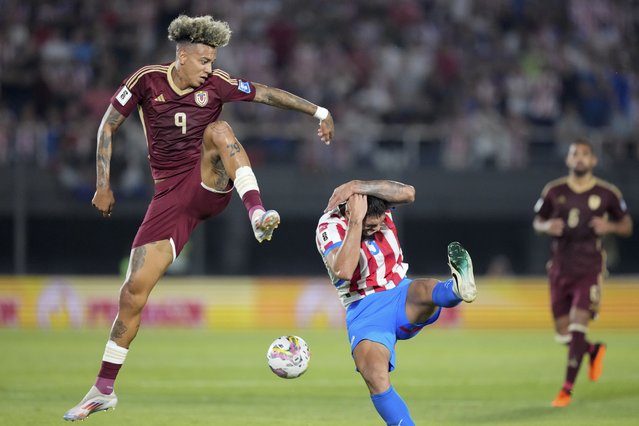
[557, 195, 566, 204]
[238, 80, 251, 94]
[195, 90, 208, 107]
[588, 194, 601, 210]
[366, 240, 381, 255]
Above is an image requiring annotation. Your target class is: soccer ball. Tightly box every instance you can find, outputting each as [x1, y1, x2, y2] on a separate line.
[266, 335, 311, 379]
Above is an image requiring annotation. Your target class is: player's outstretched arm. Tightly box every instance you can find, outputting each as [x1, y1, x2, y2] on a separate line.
[92, 105, 127, 217]
[325, 180, 415, 213]
[252, 83, 334, 145]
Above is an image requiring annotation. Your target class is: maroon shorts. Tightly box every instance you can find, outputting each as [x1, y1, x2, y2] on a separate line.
[548, 265, 602, 320]
[132, 158, 232, 259]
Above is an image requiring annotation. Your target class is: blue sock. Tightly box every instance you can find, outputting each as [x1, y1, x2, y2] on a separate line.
[432, 278, 462, 307]
[370, 385, 415, 426]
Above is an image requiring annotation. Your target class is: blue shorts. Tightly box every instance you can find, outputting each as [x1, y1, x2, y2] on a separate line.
[345, 278, 442, 371]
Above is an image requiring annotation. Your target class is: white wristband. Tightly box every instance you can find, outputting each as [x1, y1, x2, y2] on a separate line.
[314, 106, 329, 121]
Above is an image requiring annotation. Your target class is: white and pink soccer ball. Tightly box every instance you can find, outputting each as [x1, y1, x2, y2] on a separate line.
[266, 335, 311, 379]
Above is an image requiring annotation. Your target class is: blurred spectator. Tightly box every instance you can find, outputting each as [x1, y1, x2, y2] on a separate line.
[0, 0, 637, 198]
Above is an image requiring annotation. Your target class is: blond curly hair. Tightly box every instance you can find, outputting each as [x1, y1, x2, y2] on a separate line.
[168, 15, 231, 48]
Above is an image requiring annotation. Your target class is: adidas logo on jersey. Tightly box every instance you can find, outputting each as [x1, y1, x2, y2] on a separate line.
[154, 94, 165, 102]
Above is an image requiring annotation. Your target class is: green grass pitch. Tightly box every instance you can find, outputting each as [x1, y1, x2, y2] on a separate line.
[1, 328, 638, 425]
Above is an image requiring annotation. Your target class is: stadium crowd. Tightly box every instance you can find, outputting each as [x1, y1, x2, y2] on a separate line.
[1, 0, 637, 197]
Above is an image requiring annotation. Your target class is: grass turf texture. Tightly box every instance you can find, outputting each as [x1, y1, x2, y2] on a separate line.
[1, 329, 638, 425]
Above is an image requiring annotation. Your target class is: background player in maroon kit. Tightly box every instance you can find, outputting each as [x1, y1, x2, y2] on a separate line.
[64, 15, 334, 421]
[533, 139, 633, 407]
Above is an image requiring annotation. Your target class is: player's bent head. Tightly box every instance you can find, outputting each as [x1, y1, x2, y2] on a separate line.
[168, 15, 232, 49]
[366, 196, 389, 219]
[360, 196, 389, 238]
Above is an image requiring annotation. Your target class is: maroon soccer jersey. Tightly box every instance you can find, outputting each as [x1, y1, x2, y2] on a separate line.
[110, 63, 256, 180]
[534, 177, 629, 275]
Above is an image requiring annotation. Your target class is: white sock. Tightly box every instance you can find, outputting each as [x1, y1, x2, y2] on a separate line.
[234, 166, 259, 198]
[103, 340, 128, 364]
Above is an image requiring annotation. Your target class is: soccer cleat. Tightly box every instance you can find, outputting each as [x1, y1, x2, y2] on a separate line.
[589, 343, 607, 381]
[551, 388, 572, 407]
[252, 209, 280, 242]
[63, 386, 118, 421]
[447, 242, 477, 302]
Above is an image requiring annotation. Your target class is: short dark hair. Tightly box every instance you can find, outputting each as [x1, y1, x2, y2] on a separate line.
[337, 196, 389, 218]
[168, 15, 231, 48]
[572, 138, 594, 153]
[366, 196, 389, 218]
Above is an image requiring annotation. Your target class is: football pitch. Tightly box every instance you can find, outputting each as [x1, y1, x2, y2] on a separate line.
[1, 329, 637, 425]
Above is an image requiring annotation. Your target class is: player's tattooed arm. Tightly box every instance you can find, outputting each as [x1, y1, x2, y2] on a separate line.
[92, 105, 126, 216]
[253, 83, 316, 114]
[325, 180, 415, 213]
[252, 83, 334, 144]
[96, 105, 126, 189]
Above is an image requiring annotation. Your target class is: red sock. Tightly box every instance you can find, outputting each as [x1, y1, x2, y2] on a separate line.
[564, 330, 588, 389]
[95, 361, 122, 395]
[241, 190, 264, 220]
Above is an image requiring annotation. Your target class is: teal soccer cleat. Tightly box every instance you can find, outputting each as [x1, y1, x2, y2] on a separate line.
[447, 242, 477, 303]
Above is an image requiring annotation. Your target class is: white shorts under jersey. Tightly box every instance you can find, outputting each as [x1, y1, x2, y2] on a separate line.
[315, 209, 408, 307]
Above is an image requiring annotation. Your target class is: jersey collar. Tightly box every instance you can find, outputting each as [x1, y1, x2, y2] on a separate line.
[566, 175, 597, 193]
[167, 62, 195, 96]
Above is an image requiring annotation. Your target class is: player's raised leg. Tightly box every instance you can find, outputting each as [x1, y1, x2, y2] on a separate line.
[405, 243, 477, 325]
[201, 121, 279, 242]
[63, 241, 173, 421]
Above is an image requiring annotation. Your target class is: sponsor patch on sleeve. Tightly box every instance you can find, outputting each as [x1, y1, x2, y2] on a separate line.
[116, 86, 132, 106]
[238, 80, 251, 94]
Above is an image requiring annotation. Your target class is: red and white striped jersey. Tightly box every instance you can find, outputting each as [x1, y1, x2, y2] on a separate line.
[315, 209, 409, 307]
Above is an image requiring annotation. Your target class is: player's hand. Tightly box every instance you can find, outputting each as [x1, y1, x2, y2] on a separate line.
[546, 218, 565, 236]
[92, 187, 115, 217]
[589, 216, 610, 236]
[325, 180, 356, 213]
[317, 112, 334, 145]
[346, 194, 368, 223]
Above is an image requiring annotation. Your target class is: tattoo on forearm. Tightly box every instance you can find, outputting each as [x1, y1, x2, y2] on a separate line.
[96, 108, 125, 188]
[261, 88, 310, 112]
[383, 181, 404, 196]
[96, 136, 111, 188]
[362, 180, 407, 201]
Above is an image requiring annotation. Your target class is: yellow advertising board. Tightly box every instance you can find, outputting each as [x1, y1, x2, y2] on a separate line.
[0, 276, 637, 330]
